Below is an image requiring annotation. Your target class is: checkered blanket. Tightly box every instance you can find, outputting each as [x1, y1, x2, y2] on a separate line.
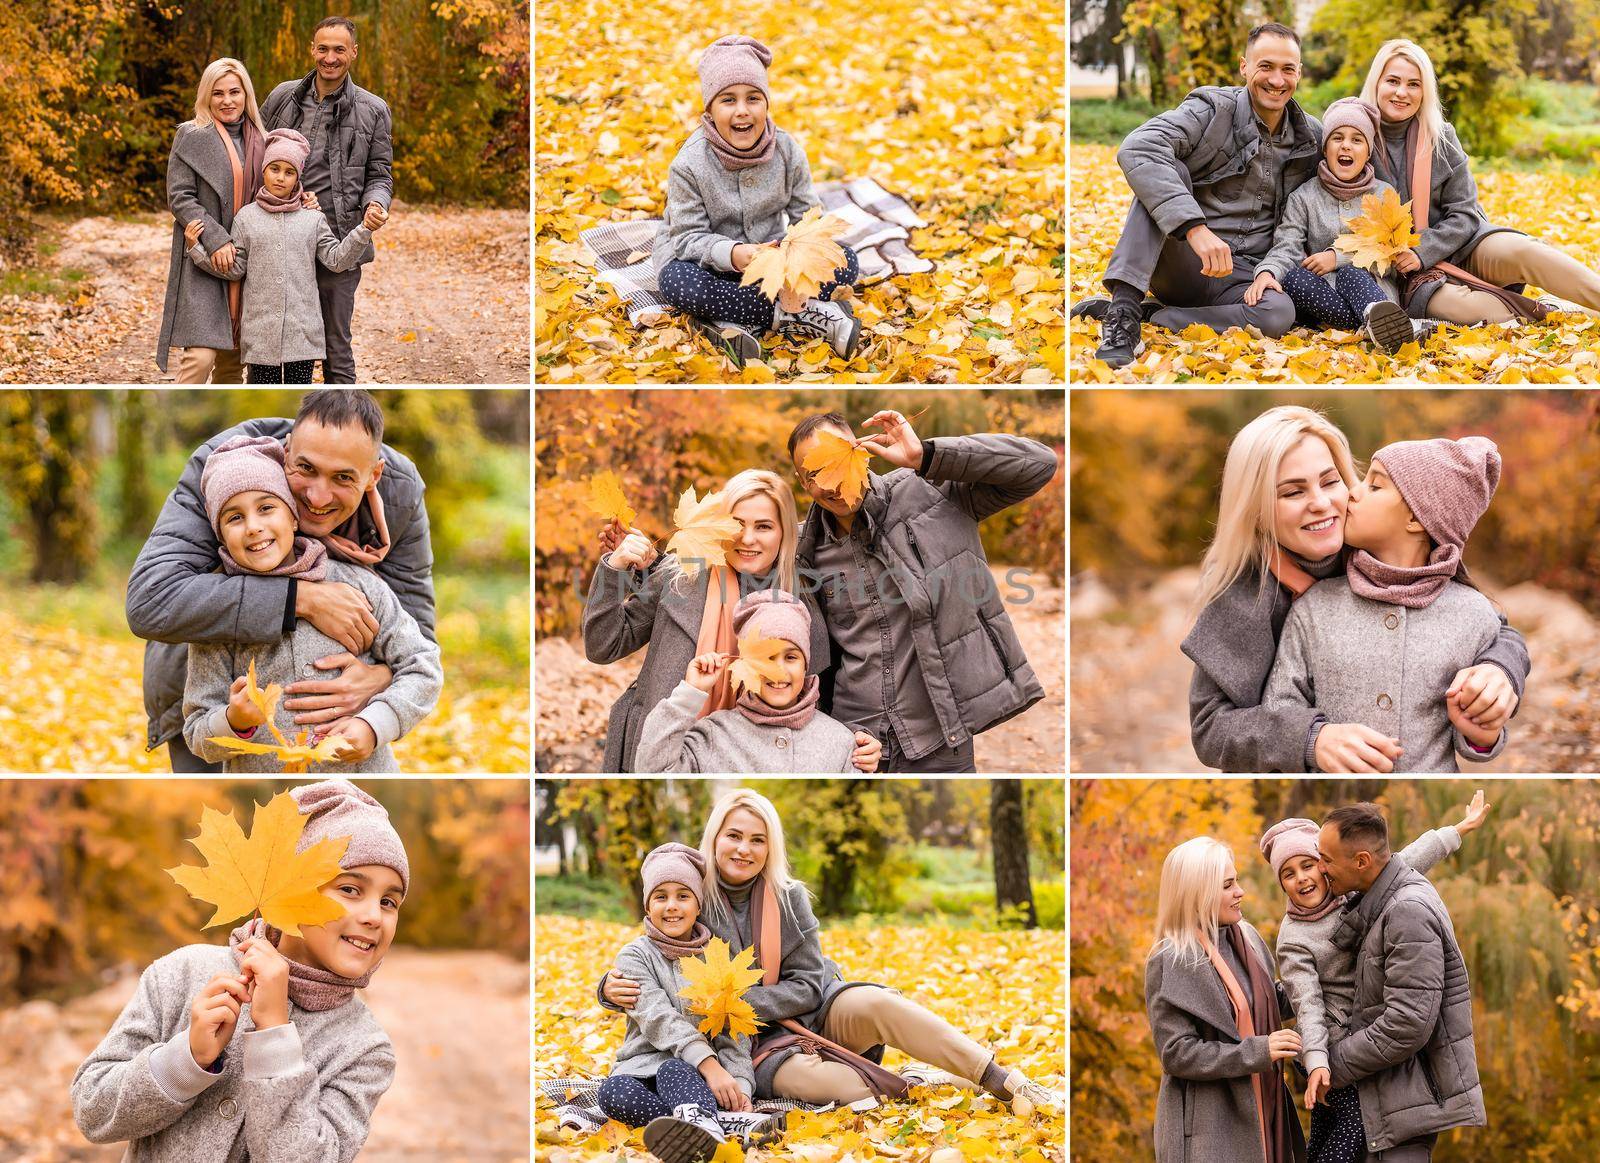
[579, 178, 935, 327]
[540, 1076, 833, 1136]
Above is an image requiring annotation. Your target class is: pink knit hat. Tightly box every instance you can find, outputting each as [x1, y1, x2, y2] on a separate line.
[1370, 436, 1501, 552]
[1259, 818, 1322, 882]
[1320, 97, 1383, 152]
[698, 35, 772, 110]
[200, 435, 298, 537]
[263, 127, 311, 174]
[732, 589, 811, 668]
[642, 842, 706, 906]
[291, 780, 410, 893]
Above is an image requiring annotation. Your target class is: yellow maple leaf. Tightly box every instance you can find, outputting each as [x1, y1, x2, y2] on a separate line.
[800, 429, 871, 507]
[677, 937, 765, 1038]
[740, 207, 850, 312]
[166, 791, 351, 936]
[1333, 187, 1422, 274]
[206, 657, 354, 773]
[728, 633, 790, 698]
[585, 470, 636, 529]
[664, 486, 740, 577]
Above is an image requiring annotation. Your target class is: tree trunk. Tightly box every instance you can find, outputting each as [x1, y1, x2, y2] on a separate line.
[0, 391, 97, 584]
[991, 780, 1037, 929]
[1145, 28, 1168, 106]
[117, 389, 155, 538]
[817, 779, 871, 916]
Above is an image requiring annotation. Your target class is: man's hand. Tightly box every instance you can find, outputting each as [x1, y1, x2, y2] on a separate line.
[363, 203, 389, 231]
[602, 972, 641, 1010]
[1305, 1066, 1330, 1109]
[1394, 249, 1423, 275]
[1301, 250, 1337, 276]
[1448, 697, 1501, 752]
[225, 673, 268, 732]
[320, 716, 378, 762]
[1456, 789, 1491, 834]
[235, 937, 291, 1029]
[1446, 664, 1517, 732]
[850, 731, 881, 773]
[188, 972, 250, 1068]
[857, 409, 923, 470]
[1186, 224, 1233, 278]
[1244, 270, 1282, 307]
[210, 242, 237, 275]
[1314, 723, 1403, 773]
[284, 654, 393, 726]
[184, 219, 205, 249]
[295, 580, 379, 654]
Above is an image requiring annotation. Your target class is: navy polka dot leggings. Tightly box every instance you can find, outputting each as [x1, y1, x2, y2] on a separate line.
[658, 245, 860, 332]
[247, 361, 315, 384]
[1282, 264, 1392, 330]
[1307, 1082, 1366, 1163]
[596, 1058, 722, 1128]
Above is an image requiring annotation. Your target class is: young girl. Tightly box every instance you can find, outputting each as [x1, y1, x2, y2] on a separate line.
[184, 128, 387, 384]
[73, 780, 407, 1160]
[1247, 97, 1429, 355]
[1261, 792, 1490, 1163]
[1264, 436, 1507, 772]
[654, 35, 862, 364]
[633, 590, 875, 773]
[181, 435, 441, 772]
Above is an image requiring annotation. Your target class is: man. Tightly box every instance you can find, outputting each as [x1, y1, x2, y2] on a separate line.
[1318, 804, 1486, 1162]
[261, 16, 394, 383]
[1073, 22, 1323, 367]
[127, 389, 435, 772]
[788, 410, 1055, 773]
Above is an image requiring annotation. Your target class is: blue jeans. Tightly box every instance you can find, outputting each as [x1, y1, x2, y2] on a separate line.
[1283, 264, 1391, 330]
[597, 1058, 722, 1128]
[658, 244, 859, 331]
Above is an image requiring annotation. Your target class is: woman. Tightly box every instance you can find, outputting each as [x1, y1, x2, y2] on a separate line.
[1145, 836, 1306, 1163]
[585, 469, 877, 773]
[598, 788, 1059, 1112]
[1361, 39, 1600, 325]
[1182, 405, 1528, 773]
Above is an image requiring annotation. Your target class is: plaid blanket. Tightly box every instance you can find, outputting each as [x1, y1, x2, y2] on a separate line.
[580, 178, 935, 327]
[539, 1076, 833, 1117]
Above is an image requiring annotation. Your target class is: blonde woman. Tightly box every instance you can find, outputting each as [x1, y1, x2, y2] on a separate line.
[1145, 837, 1306, 1163]
[1182, 406, 1527, 773]
[598, 789, 1059, 1113]
[584, 470, 878, 773]
[1360, 39, 1600, 325]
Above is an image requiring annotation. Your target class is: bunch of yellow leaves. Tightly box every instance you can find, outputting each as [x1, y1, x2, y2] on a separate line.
[740, 208, 850, 312]
[677, 938, 765, 1038]
[728, 634, 789, 698]
[205, 658, 352, 773]
[585, 470, 636, 529]
[1333, 187, 1422, 275]
[664, 486, 740, 577]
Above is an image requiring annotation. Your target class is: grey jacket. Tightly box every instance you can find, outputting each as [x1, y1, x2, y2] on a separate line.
[261, 74, 393, 266]
[192, 207, 372, 366]
[633, 680, 858, 774]
[607, 935, 754, 1096]
[183, 558, 441, 772]
[1145, 919, 1305, 1163]
[158, 121, 252, 369]
[1329, 859, 1486, 1152]
[1275, 826, 1459, 1076]
[796, 434, 1055, 755]
[1264, 578, 1507, 772]
[71, 943, 393, 1162]
[1256, 177, 1404, 302]
[127, 418, 436, 754]
[653, 126, 818, 273]
[1377, 121, 1516, 273]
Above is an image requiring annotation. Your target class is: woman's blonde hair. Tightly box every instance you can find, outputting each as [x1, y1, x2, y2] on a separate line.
[661, 469, 800, 597]
[1360, 40, 1446, 164]
[1191, 406, 1359, 617]
[193, 59, 266, 135]
[698, 787, 805, 928]
[1149, 836, 1235, 966]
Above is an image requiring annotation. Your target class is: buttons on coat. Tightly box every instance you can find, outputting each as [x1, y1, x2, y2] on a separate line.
[218, 1097, 238, 1119]
[775, 736, 788, 749]
[1376, 693, 1393, 710]
[1384, 613, 1399, 629]
[302, 662, 316, 676]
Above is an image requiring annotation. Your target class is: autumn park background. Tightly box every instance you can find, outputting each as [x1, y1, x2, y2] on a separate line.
[0, 778, 531, 1161]
[0, 1, 530, 383]
[1070, 389, 1600, 772]
[534, 388, 1066, 774]
[1069, 1, 1600, 382]
[0, 388, 531, 773]
[535, 778, 1065, 1161]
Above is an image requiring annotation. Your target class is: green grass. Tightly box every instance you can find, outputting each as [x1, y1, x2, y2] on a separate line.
[0, 266, 88, 300]
[535, 874, 635, 925]
[1070, 96, 1159, 145]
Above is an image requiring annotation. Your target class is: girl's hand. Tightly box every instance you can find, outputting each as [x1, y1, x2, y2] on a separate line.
[226, 674, 267, 732]
[1267, 1029, 1301, 1062]
[1446, 664, 1517, 732]
[1305, 1066, 1331, 1109]
[602, 972, 641, 1010]
[685, 652, 731, 693]
[1456, 789, 1491, 834]
[850, 731, 881, 773]
[363, 203, 389, 231]
[184, 219, 206, 249]
[1448, 698, 1501, 752]
[320, 717, 377, 762]
[730, 242, 775, 273]
[236, 936, 291, 1029]
[1243, 270, 1282, 307]
[698, 1058, 749, 1111]
[1301, 250, 1337, 276]
[1394, 249, 1423, 275]
[608, 530, 657, 571]
[188, 972, 250, 1068]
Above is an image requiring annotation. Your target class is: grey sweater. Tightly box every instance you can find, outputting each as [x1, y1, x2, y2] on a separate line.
[183, 557, 442, 773]
[72, 943, 393, 1162]
[633, 680, 858, 774]
[1276, 825, 1461, 1075]
[1264, 577, 1507, 772]
[1256, 176, 1403, 302]
[608, 935, 754, 1097]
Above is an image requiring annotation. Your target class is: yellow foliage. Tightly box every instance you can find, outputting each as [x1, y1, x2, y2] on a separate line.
[1332, 187, 1422, 274]
[587, 471, 637, 530]
[677, 938, 765, 1038]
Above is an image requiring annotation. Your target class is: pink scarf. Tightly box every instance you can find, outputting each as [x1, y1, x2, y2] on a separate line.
[228, 917, 374, 1012]
[734, 672, 820, 729]
[322, 486, 392, 566]
[1286, 881, 1345, 923]
[218, 533, 329, 580]
[1346, 543, 1460, 609]
[699, 114, 777, 172]
[1317, 159, 1376, 201]
[255, 179, 305, 214]
[645, 919, 713, 960]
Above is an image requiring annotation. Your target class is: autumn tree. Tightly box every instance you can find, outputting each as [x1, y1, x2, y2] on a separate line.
[760, 779, 925, 916]
[990, 780, 1037, 929]
[0, 390, 99, 583]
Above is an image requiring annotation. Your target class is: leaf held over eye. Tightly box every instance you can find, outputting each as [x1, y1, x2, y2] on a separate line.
[665, 486, 741, 577]
[728, 634, 790, 698]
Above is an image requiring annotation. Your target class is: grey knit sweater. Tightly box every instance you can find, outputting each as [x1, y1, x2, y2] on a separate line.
[1255, 176, 1404, 302]
[1276, 825, 1461, 1075]
[71, 943, 393, 1162]
[633, 680, 858, 773]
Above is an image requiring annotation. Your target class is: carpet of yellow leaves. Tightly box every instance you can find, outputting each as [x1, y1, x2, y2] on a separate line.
[1070, 143, 1600, 383]
[536, 0, 1065, 384]
[535, 915, 1065, 1160]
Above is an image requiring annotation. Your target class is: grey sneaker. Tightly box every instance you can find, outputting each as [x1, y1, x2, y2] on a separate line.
[773, 298, 861, 358]
[1363, 299, 1413, 354]
[694, 318, 762, 368]
[644, 1103, 727, 1163]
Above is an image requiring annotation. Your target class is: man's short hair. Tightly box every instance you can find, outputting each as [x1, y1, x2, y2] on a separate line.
[786, 412, 851, 460]
[1325, 802, 1390, 855]
[295, 389, 384, 446]
[315, 16, 359, 42]
[1246, 22, 1301, 50]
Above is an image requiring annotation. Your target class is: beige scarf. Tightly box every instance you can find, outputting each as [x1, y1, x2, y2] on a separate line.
[693, 565, 739, 719]
[1202, 934, 1270, 1163]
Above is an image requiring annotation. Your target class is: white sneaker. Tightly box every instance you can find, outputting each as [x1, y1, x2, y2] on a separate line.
[772, 298, 862, 358]
[1003, 1069, 1064, 1117]
[643, 1103, 727, 1163]
[717, 1109, 785, 1145]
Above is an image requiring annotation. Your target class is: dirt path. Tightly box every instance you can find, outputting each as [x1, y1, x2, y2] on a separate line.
[1071, 569, 1600, 773]
[2, 208, 529, 384]
[0, 947, 529, 1162]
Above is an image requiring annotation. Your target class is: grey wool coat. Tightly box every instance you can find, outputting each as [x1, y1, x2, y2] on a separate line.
[1144, 919, 1306, 1163]
[1256, 177, 1404, 303]
[1329, 858, 1486, 1152]
[126, 418, 436, 756]
[633, 680, 858, 773]
[192, 208, 372, 365]
[71, 943, 393, 1162]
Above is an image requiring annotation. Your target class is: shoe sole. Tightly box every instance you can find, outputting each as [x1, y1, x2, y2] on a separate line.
[695, 319, 761, 368]
[1097, 340, 1144, 369]
[1365, 302, 1413, 354]
[837, 315, 863, 360]
[643, 1118, 723, 1163]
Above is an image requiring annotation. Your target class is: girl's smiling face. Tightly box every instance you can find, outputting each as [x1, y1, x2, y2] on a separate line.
[263, 160, 299, 200]
[715, 807, 769, 884]
[1376, 55, 1424, 124]
[1278, 854, 1330, 910]
[727, 493, 781, 575]
[710, 84, 768, 147]
[219, 489, 296, 572]
[1325, 126, 1370, 181]
[1273, 434, 1348, 560]
[758, 644, 807, 709]
[277, 865, 403, 978]
[647, 882, 699, 938]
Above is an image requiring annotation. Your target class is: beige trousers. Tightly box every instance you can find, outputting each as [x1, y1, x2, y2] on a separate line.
[767, 985, 994, 1104]
[1427, 231, 1600, 323]
[174, 345, 245, 384]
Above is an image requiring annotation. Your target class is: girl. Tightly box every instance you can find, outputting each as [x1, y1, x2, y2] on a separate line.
[600, 789, 1059, 1113]
[654, 35, 862, 364]
[73, 780, 407, 1161]
[1261, 792, 1490, 1163]
[633, 590, 876, 773]
[1263, 436, 1508, 772]
[585, 469, 878, 773]
[1144, 836, 1306, 1163]
[598, 842, 780, 1161]
[1247, 98, 1429, 355]
[1183, 405, 1528, 774]
[181, 435, 441, 772]
[185, 128, 387, 384]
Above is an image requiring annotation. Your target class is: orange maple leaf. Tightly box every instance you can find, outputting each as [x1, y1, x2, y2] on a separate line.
[740, 208, 850, 312]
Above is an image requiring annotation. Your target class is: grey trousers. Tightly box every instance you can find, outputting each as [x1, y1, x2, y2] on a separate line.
[881, 729, 977, 773]
[316, 263, 364, 383]
[167, 736, 222, 773]
[1362, 1133, 1437, 1162]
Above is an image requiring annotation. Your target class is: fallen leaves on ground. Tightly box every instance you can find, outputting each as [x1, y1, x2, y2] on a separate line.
[678, 938, 765, 1038]
[535, 914, 1065, 1160]
[1332, 187, 1421, 274]
[1070, 144, 1600, 383]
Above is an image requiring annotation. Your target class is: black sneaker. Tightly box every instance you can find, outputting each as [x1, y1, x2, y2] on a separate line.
[1070, 297, 1111, 321]
[1363, 300, 1413, 355]
[1095, 303, 1145, 368]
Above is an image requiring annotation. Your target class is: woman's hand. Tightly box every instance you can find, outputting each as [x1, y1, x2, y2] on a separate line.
[301, 189, 320, 211]
[1394, 249, 1423, 275]
[1267, 1029, 1302, 1062]
[850, 731, 881, 773]
[1455, 789, 1491, 834]
[1446, 664, 1517, 732]
[858, 410, 924, 470]
[364, 203, 389, 232]
[698, 1058, 750, 1111]
[1301, 250, 1337, 276]
[188, 972, 250, 1068]
[1305, 1066, 1331, 1109]
[1314, 723, 1403, 773]
[210, 242, 237, 275]
[235, 936, 291, 1029]
[320, 717, 378, 762]
[608, 529, 658, 571]
[1243, 270, 1282, 307]
[602, 972, 640, 1010]
[184, 219, 206, 249]
[685, 652, 731, 693]
[226, 673, 267, 732]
